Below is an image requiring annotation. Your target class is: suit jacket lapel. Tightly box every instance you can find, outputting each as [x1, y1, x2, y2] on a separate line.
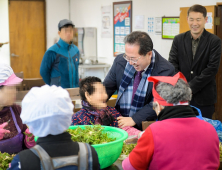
[192, 29, 208, 69]
[184, 31, 193, 67]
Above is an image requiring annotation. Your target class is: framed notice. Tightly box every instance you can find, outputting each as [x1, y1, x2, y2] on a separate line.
[113, 1, 132, 56]
[162, 17, 180, 39]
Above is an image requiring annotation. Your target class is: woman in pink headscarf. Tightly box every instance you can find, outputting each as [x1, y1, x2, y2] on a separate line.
[0, 64, 35, 154]
[122, 72, 219, 170]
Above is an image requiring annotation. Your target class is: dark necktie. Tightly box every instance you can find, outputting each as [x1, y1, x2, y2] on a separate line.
[132, 71, 143, 102]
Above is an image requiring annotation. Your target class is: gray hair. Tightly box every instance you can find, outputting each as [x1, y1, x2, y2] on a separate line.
[155, 79, 192, 104]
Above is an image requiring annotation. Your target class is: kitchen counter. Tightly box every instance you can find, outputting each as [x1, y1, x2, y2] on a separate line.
[78, 64, 110, 80]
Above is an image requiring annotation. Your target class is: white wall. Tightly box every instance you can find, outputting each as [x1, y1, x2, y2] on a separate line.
[70, 0, 219, 64]
[0, 0, 219, 65]
[132, 0, 218, 60]
[71, 0, 131, 64]
[46, 0, 70, 49]
[0, 0, 10, 65]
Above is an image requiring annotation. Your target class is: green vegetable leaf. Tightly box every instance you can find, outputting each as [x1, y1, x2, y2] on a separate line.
[121, 143, 137, 156]
[67, 125, 116, 145]
[0, 152, 15, 169]
[23, 132, 32, 138]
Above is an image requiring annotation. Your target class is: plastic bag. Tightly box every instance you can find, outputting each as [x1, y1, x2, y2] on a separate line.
[203, 117, 222, 142]
[191, 105, 222, 142]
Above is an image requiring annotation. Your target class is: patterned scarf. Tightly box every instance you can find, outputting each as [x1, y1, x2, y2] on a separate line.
[82, 101, 115, 125]
[116, 51, 155, 117]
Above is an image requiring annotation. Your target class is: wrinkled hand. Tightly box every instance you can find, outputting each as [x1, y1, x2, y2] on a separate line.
[117, 117, 136, 128]
[0, 122, 10, 140]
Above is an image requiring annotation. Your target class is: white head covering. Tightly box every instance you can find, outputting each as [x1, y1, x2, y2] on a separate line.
[0, 64, 22, 86]
[21, 85, 74, 137]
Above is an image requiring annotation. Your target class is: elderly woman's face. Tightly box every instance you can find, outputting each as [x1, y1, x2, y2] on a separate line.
[0, 86, 17, 107]
[86, 82, 108, 109]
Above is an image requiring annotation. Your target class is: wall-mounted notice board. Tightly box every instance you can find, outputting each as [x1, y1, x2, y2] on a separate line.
[162, 17, 180, 39]
[113, 1, 132, 56]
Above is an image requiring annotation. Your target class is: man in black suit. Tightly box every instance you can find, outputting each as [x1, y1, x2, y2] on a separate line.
[169, 4, 221, 118]
[104, 31, 175, 130]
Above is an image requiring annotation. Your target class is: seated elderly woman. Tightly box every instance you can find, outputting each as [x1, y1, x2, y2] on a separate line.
[0, 64, 35, 154]
[122, 72, 219, 170]
[9, 85, 100, 170]
[71, 76, 141, 136]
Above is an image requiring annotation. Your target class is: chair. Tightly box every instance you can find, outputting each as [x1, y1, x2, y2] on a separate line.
[15, 72, 24, 91]
[142, 121, 156, 130]
[15, 90, 29, 105]
[15, 72, 24, 79]
[107, 98, 117, 107]
[66, 88, 80, 98]
[16, 90, 29, 101]
[74, 108, 81, 113]
[72, 101, 76, 113]
[22, 78, 45, 90]
[66, 88, 81, 113]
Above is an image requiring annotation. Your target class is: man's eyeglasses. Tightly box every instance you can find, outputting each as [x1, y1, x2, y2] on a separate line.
[123, 54, 142, 64]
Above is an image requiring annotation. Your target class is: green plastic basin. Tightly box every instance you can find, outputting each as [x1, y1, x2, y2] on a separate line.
[34, 125, 128, 169]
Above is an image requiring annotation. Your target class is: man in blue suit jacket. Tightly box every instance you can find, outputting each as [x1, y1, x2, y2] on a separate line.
[104, 31, 175, 130]
[40, 19, 79, 88]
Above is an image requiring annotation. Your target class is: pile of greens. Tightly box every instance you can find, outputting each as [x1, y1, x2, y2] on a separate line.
[0, 152, 15, 170]
[67, 125, 116, 145]
[118, 143, 137, 160]
[121, 143, 137, 155]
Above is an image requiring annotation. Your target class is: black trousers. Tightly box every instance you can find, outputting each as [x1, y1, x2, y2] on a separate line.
[190, 99, 215, 119]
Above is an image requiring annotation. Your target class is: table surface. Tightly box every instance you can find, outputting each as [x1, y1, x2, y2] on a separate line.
[79, 64, 110, 68]
[15, 96, 81, 106]
[15, 96, 116, 108]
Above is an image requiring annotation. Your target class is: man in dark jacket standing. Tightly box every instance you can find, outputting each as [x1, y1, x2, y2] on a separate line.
[40, 19, 79, 88]
[169, 5, 221, 119]
[104, 31, 175, 130]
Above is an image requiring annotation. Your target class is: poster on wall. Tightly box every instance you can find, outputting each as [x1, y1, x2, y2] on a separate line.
[113, 1, 132, 57]
[148, 17, 154, 34]
[162, 17, 180, 39]
[155, 17, 162, 35]
[135, 15, 144, 29]
[101, 5, 112, 38]
[205, 12, 213, 29]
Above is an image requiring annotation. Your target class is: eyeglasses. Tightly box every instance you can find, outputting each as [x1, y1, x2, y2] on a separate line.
[123, 54, 142, 64]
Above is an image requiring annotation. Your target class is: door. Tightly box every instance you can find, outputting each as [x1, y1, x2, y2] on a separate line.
[215, 3, 222, 122]
[9, 0, 46, 78]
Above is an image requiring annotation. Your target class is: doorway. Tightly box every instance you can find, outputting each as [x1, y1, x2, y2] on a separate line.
[9, 0, 46, 78]
[214, 3, 222, 122]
